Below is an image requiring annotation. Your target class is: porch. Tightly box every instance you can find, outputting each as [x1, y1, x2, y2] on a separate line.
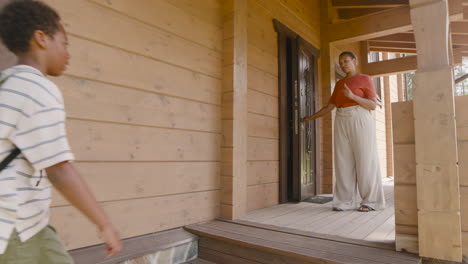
[183, 180, 419, 264]
[240, 180, 396, 247]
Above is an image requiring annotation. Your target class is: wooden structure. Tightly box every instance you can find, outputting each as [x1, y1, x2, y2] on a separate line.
[0, 0, 467, 262]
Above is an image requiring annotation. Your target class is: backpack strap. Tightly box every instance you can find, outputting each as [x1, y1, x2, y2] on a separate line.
[0, 148, 20, 171]
[0, 68, 28, 172]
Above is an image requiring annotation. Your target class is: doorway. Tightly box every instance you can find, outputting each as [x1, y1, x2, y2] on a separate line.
[274, 20, 320, 203]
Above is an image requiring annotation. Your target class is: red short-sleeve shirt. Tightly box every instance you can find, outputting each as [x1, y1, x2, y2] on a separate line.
[329, 73, 377, 108]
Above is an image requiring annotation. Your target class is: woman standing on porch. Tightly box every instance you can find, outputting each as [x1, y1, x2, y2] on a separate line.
[303, 51, 385, 212]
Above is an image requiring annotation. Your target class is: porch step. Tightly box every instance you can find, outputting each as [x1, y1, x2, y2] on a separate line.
[185, 258, 216, 264]
[185, 220, 421, 264]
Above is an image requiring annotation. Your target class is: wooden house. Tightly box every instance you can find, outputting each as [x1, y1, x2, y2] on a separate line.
[1, 0, 467, 263]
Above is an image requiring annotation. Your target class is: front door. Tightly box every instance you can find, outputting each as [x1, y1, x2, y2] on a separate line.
[298, 43, 317, 201]
[275, 20, 320, 203]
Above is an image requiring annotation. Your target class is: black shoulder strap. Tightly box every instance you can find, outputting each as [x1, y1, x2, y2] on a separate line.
[0, 147, 20, 172]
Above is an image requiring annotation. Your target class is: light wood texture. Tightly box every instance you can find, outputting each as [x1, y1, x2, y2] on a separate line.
[65, 35, 221, 105]
[89, 0, 223, 52]
[392, 101, 415, 144]
[241, 182, 396, 244]
[66, 120, 220, 161]
[326, 0, 463, 45]
[247, 161, 278, 186]
[396, 234, 419, 254]
[363, 55, 417, 77]
[186, 217, 421, 264]
[319, 0, 335, 194]
[410, 0, 462, 261]
[54, 76, 221, 133]
[44, 0, 222, 79]
[51, 162, 220, 207]
[382, 53, 394, 178]
[393, 144, 416, 185]
[51, 190, 220, 249]
[332, 0, 409, 8]
[247, 183, 279, 211]
[221, 0, 249, 219]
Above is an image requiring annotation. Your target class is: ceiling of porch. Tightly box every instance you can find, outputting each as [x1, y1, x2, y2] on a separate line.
[329, 0, 468, 57]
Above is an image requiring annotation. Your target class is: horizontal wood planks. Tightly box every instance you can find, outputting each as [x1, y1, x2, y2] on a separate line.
[391, 100, 418, 243]
[26, 0, 224, 250]
[241, 181, 396, 244]
[186, 219, 420, 264]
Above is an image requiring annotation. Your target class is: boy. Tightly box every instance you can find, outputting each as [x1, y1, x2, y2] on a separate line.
[0, 0, 122, 263]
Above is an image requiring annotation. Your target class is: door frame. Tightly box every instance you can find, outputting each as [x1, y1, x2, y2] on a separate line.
[273, 20, 321, 203]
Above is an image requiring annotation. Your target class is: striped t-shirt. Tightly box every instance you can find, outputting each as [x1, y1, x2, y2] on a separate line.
[0, 65, 74, 254]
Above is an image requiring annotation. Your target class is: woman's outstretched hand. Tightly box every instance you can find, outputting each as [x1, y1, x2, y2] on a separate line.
[343, 83, 355, 100]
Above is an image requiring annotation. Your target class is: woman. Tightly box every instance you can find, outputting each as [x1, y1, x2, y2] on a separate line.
[303, 51, 385, 212]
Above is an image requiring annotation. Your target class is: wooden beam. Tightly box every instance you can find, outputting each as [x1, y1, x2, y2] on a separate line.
[410, 0, 462, 261]
[363, 55, 417, 77]
[382, 53, 394, 179]
[451, 21, 468, 34]
[337, 8, 388, 19]
[396, 54, 405, 101]
[326, 0, 463, 45]
[369, 41, 416, 49]
[456, 72, 468, 83]
[332, 0, 409, 8]
[369, 47, 417, 54]
[371, 33, 415, 43]
[452, 34, 468, 45]
[319, 0, 334, 194]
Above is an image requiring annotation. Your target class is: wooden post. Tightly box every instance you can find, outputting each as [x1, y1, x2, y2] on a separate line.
[221, 0, 248, 220]
[410, 0, 462, 261]
[360, 41, 369, 73]
[395, 54, 405, 102]
[319, 0, 335, 193]
[382, 53, 394, 178]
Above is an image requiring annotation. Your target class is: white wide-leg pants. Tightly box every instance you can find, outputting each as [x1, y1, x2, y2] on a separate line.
[332, 105, 385, 210]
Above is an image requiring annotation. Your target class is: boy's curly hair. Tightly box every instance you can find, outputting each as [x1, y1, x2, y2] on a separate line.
[0, 0, 61, 53]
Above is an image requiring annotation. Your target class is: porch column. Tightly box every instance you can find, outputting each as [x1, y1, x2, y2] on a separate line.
[410, 0, 462, 261]
[382, 53, 394, 179]
[221, 0, 248, 219]
[319, 0, 335, 193]
[395, 54, 405, 102]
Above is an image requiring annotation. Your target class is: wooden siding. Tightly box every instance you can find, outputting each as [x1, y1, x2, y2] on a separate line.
[0, 0, 223, 250]
[392, 95, 468, 255]
[245, 0, 320, 211]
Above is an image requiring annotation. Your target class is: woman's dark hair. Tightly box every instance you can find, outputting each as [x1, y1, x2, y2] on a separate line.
[339, 51, 357, 60]
[0, 0, 61, 53]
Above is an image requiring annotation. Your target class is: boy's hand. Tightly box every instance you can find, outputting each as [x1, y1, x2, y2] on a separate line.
[99, 224, 122, 257]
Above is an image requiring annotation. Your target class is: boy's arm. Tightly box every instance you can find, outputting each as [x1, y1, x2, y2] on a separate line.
[45, 161, 122, 257]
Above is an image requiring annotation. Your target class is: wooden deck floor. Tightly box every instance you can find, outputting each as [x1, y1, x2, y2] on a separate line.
[186, 218, 420, 264]
[239, 180, 395, 248]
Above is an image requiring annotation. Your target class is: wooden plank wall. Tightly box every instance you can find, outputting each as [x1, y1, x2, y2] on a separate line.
[0, 0, 223, 250]
[392, 96, 468, 255]
[392, 101, 418, 253]
[245, 0, 320, 211]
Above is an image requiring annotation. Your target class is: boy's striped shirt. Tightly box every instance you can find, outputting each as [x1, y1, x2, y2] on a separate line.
[0, 65, 74, 254]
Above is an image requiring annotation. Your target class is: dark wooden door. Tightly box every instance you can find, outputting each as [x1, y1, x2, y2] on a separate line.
[298, 42, 317, 200]
[274, 20, 320, 203]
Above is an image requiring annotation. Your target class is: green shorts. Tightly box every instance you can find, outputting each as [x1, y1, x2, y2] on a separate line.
[0, 225, 74, 264]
